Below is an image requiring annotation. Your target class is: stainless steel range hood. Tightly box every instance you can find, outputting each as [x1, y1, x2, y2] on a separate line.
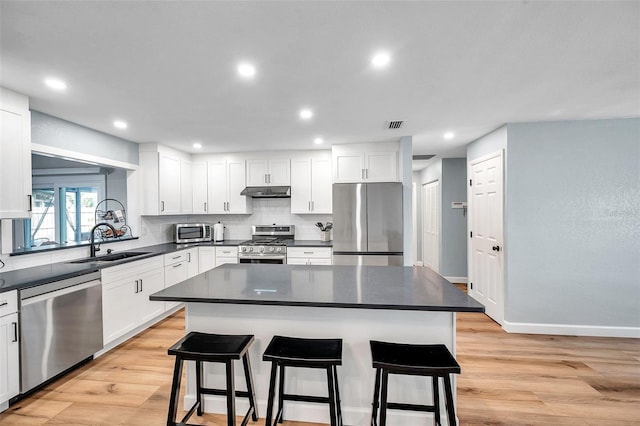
[240, 186, 291, 198]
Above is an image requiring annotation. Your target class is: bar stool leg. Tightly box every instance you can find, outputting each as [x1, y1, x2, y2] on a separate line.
[332, 366, 343, 426]
[195, 360, 203, 416]
[225, 360, 236, 426]
[379, 369, 390, 426]
[276, 364, 285, 423]
[265, 362, 278, 426]
[167, 357, 183, 426]
[371, 368, 381, 426]
[443, 374, 457, 426]
[432, 375, 441, 426]
[242, 353, 259, 421]
[326, 366, 338, 426]
[371, 368, 382, 426]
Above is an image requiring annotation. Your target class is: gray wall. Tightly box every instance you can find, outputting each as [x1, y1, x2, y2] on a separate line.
[505, 118, 640, 327]
[31, 111, 139, 165]
[440, 158, 467, 277]
[416, 158, 468, 278]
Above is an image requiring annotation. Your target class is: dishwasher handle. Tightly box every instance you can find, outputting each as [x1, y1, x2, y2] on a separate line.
[21, 280, 102, 306]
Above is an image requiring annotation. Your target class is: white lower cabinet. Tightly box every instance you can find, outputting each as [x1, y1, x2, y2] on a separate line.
[286, 247, 333, 265]
[185, 247, 199, 278]
[198, 246, 216, 273]
[215, 246, 238, 267]
[101, 256, 165, 345]
[0, 290, 19, 408]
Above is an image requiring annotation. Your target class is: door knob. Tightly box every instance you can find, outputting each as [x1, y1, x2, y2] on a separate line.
[492, 245, 501, 252]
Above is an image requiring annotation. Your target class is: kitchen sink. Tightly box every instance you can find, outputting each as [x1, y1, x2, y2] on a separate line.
[69, 251, 151, 264]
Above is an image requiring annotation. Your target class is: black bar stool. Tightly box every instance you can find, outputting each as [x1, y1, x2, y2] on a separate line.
[167, 332, 259, 426]
[370, 341, 461, 426]
[263, 335, 343, 426]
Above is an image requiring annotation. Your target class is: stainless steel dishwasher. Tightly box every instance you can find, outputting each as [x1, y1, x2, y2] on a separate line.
[19, 271, 103, 394]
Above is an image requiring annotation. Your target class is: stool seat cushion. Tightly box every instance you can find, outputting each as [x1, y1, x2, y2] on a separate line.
[263, 335, 343, 365]
[168, 332, 254, 360]
[370, 341, 460, 374]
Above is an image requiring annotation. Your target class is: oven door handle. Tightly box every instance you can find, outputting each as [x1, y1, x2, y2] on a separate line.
[238, 255, 286, 261]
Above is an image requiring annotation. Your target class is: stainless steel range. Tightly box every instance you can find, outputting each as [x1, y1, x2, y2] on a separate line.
[238, 225, 295, 264]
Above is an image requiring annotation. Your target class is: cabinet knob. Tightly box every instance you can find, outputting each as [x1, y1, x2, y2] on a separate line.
[492, 245, 501, 252]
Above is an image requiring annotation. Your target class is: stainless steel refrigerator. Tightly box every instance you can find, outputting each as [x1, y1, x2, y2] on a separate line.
[332, 182, 403, 266]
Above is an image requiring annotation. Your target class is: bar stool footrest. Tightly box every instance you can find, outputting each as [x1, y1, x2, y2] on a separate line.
[199, 387, 251, 398]
[189, 389, 256, 426]
[282, 393, 330, 404]
[386, 401, 436, 412]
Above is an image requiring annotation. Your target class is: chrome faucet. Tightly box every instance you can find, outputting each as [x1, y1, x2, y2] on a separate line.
[89, 223, 117, 257]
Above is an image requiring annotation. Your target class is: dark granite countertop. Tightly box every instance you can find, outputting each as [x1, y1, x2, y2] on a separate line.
[0, 240, 332, 293]
[150, 264, 484, 313]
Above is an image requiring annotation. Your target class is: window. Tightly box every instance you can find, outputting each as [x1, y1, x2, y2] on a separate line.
[13, 175, 106, 251]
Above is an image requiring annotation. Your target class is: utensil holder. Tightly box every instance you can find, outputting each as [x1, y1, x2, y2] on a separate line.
[320, 230, 331, 242]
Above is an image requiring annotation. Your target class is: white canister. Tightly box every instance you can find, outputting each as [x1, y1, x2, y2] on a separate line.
[213, 222, 224, 242]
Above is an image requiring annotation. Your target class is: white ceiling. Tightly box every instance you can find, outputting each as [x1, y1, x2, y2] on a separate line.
[1, 1, 638, 162]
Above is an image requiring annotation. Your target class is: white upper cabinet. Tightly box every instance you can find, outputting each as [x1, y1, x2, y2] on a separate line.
[158, 151, 181, 214]
[291, 151, 332, 214]
[246, 158, 290, 186]
[332, 142, 399, 183]
[140, 144, 192, 215]
[207, 157, 252, 214]
[0, 88, 32, 219]
[191, 161, 208, 214]
[180, 159, 193, 214]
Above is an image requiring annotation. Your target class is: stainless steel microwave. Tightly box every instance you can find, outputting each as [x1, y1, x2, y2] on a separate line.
[175, 223, 212, 243]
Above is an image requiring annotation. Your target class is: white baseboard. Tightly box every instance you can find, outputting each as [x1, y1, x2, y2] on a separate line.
[444, 276, 467, 284]
[414, 261, 424, 266]
[503, 320, 640, 338]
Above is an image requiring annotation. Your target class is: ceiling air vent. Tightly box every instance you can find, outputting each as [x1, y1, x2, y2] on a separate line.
[386, 120, 404, 129]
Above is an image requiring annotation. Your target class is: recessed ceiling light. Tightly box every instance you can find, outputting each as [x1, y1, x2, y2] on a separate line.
[193, 142, 202, 149]
[443, 132, 455, 140]
[371, 51, 391, 68]
[113, 120, 128, 129]
[45, 78, 67, 90]
[313, 137, 323, 145]
[237, 63, 256, 78]
[299, 109, 313, 120]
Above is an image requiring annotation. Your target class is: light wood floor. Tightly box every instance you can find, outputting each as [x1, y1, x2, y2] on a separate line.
[1, 301, 638, 425]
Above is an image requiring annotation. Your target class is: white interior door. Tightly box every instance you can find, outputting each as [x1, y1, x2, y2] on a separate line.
[469, 151, 504, 324]
[422, 181, 439, 272]
[412, 182, 418, 265]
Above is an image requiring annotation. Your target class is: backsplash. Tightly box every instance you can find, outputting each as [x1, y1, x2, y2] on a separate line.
[141, 198, 332, 242]
[0, 199, 332, 272]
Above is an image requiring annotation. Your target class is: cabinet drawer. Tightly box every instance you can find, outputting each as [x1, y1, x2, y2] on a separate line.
[287, 247, 332, 259]
[102, 256, 164, 283]
[215, 246, 238, 257]
[164, 250, 187, 265]
[0, 290, 17, 316]
[165, 261, 188, 287]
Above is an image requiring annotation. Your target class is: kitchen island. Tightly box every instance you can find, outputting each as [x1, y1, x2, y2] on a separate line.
[150, 264, 484, 425]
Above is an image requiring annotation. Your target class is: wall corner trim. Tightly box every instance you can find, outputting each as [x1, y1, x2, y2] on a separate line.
[503, 320, 640, 338]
